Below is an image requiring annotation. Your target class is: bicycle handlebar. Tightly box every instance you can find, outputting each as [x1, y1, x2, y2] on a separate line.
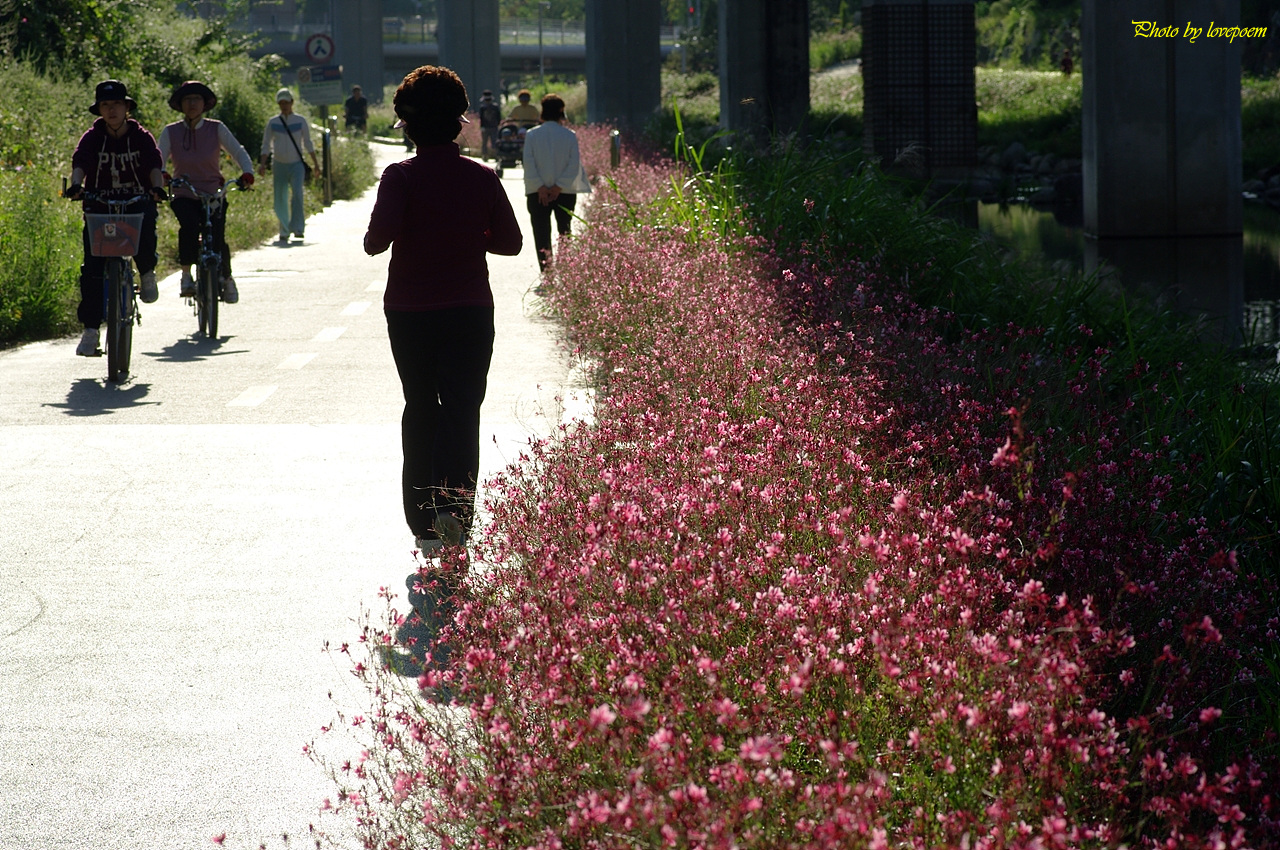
[63, 179, 150, 209]
[168, 175, 250, 200]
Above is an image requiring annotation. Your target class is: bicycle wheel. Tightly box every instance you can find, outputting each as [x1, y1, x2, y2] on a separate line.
[197, 261, 219, 338]
[105, 259, 133, 383]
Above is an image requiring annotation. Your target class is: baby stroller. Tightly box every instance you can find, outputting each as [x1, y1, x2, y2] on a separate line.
[493, 119, 537, 178]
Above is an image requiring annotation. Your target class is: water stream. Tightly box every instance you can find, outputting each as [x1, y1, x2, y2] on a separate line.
[970, 200, 1280, 352]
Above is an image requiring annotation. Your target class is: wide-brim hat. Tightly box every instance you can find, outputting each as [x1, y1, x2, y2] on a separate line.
[89, 79, 137, 115]
[169, 81, 217, 112]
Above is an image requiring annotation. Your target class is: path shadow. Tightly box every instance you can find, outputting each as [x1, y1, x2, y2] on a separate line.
[43, 378, 158, 417]
[148, 335, 246, 363]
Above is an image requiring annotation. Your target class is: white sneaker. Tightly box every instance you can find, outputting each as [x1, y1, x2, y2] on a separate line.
[139, 271, 158, 303]
[220, 275, 239, 304]
[179, 269, 196, 297]
[75, 327, 100, 356]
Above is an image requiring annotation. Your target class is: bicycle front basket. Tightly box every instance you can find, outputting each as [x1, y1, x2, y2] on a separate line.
[85, 213, 145, 257]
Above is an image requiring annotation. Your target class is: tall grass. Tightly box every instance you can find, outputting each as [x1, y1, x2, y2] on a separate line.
[0, 170, 83, 341]
[809, 29, 861, 71]
[1242, 73, 1280, 178]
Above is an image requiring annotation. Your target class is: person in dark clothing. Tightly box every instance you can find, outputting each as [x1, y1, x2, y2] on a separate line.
[344, 85, 369, 133]
[364, 65, 522, 553]
[476, 89, 501, 160]
[66, 79, 166, 356]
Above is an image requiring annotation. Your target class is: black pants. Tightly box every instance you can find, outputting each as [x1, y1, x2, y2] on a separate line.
[170, 196, 232, 278]
[386, 306, 495, 540]
[78, 199, 157, 329]
[526, 192, 576, 271]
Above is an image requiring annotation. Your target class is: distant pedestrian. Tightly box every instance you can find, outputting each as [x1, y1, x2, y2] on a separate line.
[477, 89, 501, 160]
[507, 89, 540, 124]
[363, 65, 522, 552]
[257, 88, 321, 243]
[1060, 47, 1074, 76]
[522, 93, 591, 272]
[344, 84, 368, 133]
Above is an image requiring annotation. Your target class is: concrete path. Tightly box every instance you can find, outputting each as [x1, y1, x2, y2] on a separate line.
[0, 143, 582, 849]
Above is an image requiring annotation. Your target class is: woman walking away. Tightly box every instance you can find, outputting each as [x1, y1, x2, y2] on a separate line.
[521, 93, 591, 272]
[364, 65, 522, 554]
[158, 80, 255, 304]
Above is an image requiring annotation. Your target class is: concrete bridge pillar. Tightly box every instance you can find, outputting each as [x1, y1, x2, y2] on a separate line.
[718, 0, 810, 138]
[861, 0, 976, 174]
[1082, 0, 1242, 238]
[585, 0, 661, 130]
[437, 0, 501, 108]
[334, 0, 385, 102]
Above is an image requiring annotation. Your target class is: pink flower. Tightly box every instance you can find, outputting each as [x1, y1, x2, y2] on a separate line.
[739, 736, 780, 762]
[991, 436, 1018, 467]
[588, 703, 617, 730]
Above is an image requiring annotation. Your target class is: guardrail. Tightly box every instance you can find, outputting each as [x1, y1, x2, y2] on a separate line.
[236, 16, 684, 46]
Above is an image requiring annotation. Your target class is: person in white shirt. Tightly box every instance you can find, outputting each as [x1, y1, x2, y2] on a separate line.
[256, 88, 321, 243]
[157, 81, 255, 303]
[521, 94, 591, 272]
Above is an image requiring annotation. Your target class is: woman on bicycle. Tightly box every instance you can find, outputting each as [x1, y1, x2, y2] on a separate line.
[158, 81, 256, 305]
[66, 79, 166, 356]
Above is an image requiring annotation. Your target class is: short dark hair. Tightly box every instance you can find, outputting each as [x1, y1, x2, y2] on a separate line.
[394, 65, 469, 146]
[540, 94, 566, 122]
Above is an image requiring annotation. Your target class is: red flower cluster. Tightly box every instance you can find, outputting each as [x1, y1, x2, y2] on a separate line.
[322, 143, 1278, 850]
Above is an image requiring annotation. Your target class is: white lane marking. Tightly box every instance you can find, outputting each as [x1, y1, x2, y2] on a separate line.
[366, 280, 385, 292]
[313, 327, 346, 342]
[277, 353, 318, 370]
[228, 385, 278, 407]
[341, 301, 371, 316]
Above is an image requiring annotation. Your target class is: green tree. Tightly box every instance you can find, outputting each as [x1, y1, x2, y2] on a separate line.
[0, 0, 142, 77]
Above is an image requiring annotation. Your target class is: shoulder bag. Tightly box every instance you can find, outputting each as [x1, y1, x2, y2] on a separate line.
[280, 115, 313, 181]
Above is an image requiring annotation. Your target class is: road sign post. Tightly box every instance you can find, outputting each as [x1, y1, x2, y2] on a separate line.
[304, 33, 336, 64]
[296, 63, 343, 207]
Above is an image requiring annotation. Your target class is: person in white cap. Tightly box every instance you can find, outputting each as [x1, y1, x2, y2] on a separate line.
[257, 88, 320, 243]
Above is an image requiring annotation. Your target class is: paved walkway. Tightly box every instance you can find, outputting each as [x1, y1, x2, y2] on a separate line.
[0, 142, 587, 850]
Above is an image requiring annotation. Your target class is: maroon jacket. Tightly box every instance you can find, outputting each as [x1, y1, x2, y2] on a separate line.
[364, 143, 522, 311]
[71, 118, 162, 200]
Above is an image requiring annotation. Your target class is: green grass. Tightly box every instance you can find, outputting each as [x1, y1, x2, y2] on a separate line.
[1243, 74, 1280, 179]
[810, 28, 862, 71]
[975, 67, 1082, 159]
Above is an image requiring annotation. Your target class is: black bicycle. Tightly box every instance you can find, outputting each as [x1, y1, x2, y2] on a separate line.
[67, 187, 150, 383]
[169, 175, 247, 339]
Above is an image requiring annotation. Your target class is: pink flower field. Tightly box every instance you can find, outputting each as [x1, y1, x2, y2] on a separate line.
[324, 131, 1279, 849]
